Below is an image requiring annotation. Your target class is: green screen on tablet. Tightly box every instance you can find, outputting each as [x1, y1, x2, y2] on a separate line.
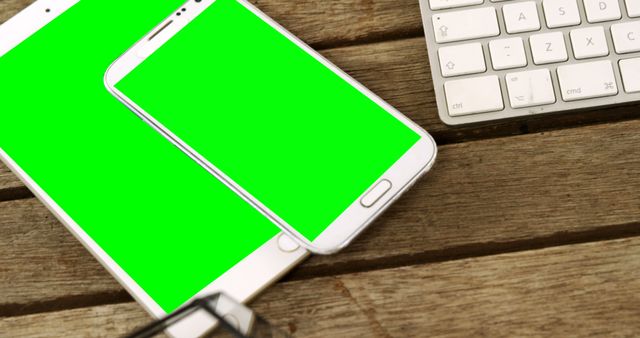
[0, 0, 278, 313]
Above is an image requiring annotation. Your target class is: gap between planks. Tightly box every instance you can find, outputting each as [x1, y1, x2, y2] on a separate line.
[1, 220, 639, 318]
[0, 0, 426, 50]
[1, 237, 639, 337]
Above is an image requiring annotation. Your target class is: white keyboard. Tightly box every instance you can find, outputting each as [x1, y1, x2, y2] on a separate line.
[418, 0, 640, 125]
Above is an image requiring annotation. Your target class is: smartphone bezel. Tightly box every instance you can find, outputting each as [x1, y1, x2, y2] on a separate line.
[104, 0, 438, 254]
[0, 2, 307, 336]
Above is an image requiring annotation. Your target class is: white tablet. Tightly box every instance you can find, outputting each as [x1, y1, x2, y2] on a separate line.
[0, 1, 307, 336]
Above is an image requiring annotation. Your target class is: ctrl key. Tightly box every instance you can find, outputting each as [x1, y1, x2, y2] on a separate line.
[444, 75, 504, 116]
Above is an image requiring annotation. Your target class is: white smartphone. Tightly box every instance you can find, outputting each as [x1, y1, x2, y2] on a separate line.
[0, 1, 307, 336]
[105, 0, 438, 254]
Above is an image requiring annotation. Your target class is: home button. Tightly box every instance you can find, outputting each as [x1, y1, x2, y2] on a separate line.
[277, 233, 300, 253]
[360, 179, 392, 208]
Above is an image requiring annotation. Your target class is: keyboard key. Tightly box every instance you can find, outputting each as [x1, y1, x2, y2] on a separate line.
[619, 58, 640, 93]
[429, 0, 483, 10]
[432, 7, 500, 43]
[506, 69, 556, 108]
[489, 37, 527, 70]
[571, 26, 609, 59]
[543, 0, 581, 28]
[627, 0, 640, 17]
[611, 21, 640, 54]
[444, 75, 504, 116]
[557, 60, 618, 101]
[583, 0, 622, 23]
[438, 43, 486, 77]
[503, 1, 541, 33]
[530, 32, 569, 64]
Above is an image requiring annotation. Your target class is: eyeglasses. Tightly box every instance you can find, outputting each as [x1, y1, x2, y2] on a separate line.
[125, 293, 291, 338]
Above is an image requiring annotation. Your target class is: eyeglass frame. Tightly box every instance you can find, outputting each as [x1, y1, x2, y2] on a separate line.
[125, 293, 251, 338]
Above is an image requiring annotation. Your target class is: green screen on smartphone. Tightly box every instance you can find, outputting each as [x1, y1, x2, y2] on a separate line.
[115, 0, 421, 241]
[0, 0, 279, 313]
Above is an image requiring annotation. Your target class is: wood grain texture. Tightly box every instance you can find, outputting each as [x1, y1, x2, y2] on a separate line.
[2, 118, 639, 312]
[0, 303, 149, 338]
[252, 0, 423, 49]
[0, 0, 423, 48]
[0, 164, 23, 192]
[2, 237, 639, 337]
[0, 0, 33, 24]
[0, 199, 120, 307]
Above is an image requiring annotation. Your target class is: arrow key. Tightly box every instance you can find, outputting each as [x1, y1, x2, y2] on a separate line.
[438, 42, 486, 77]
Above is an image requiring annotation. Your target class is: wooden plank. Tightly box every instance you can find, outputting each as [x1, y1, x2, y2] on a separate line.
[0, 199, 120, 308]
[0, 303, 149, 338]
[265, 238, 640, 338]
[0, 0, 33, 24]
[0, 0, 423, 48]
[2, 118, 639, 312]
[253, 0, 423, 49]
[0, 163, 23, 192]
[2, 237, 639, 337]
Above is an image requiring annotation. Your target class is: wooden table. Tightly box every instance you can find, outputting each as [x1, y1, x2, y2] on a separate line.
[2, 0, 639, 336]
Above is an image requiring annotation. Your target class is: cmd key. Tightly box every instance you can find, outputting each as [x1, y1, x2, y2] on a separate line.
[557, 60, 618, 101]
